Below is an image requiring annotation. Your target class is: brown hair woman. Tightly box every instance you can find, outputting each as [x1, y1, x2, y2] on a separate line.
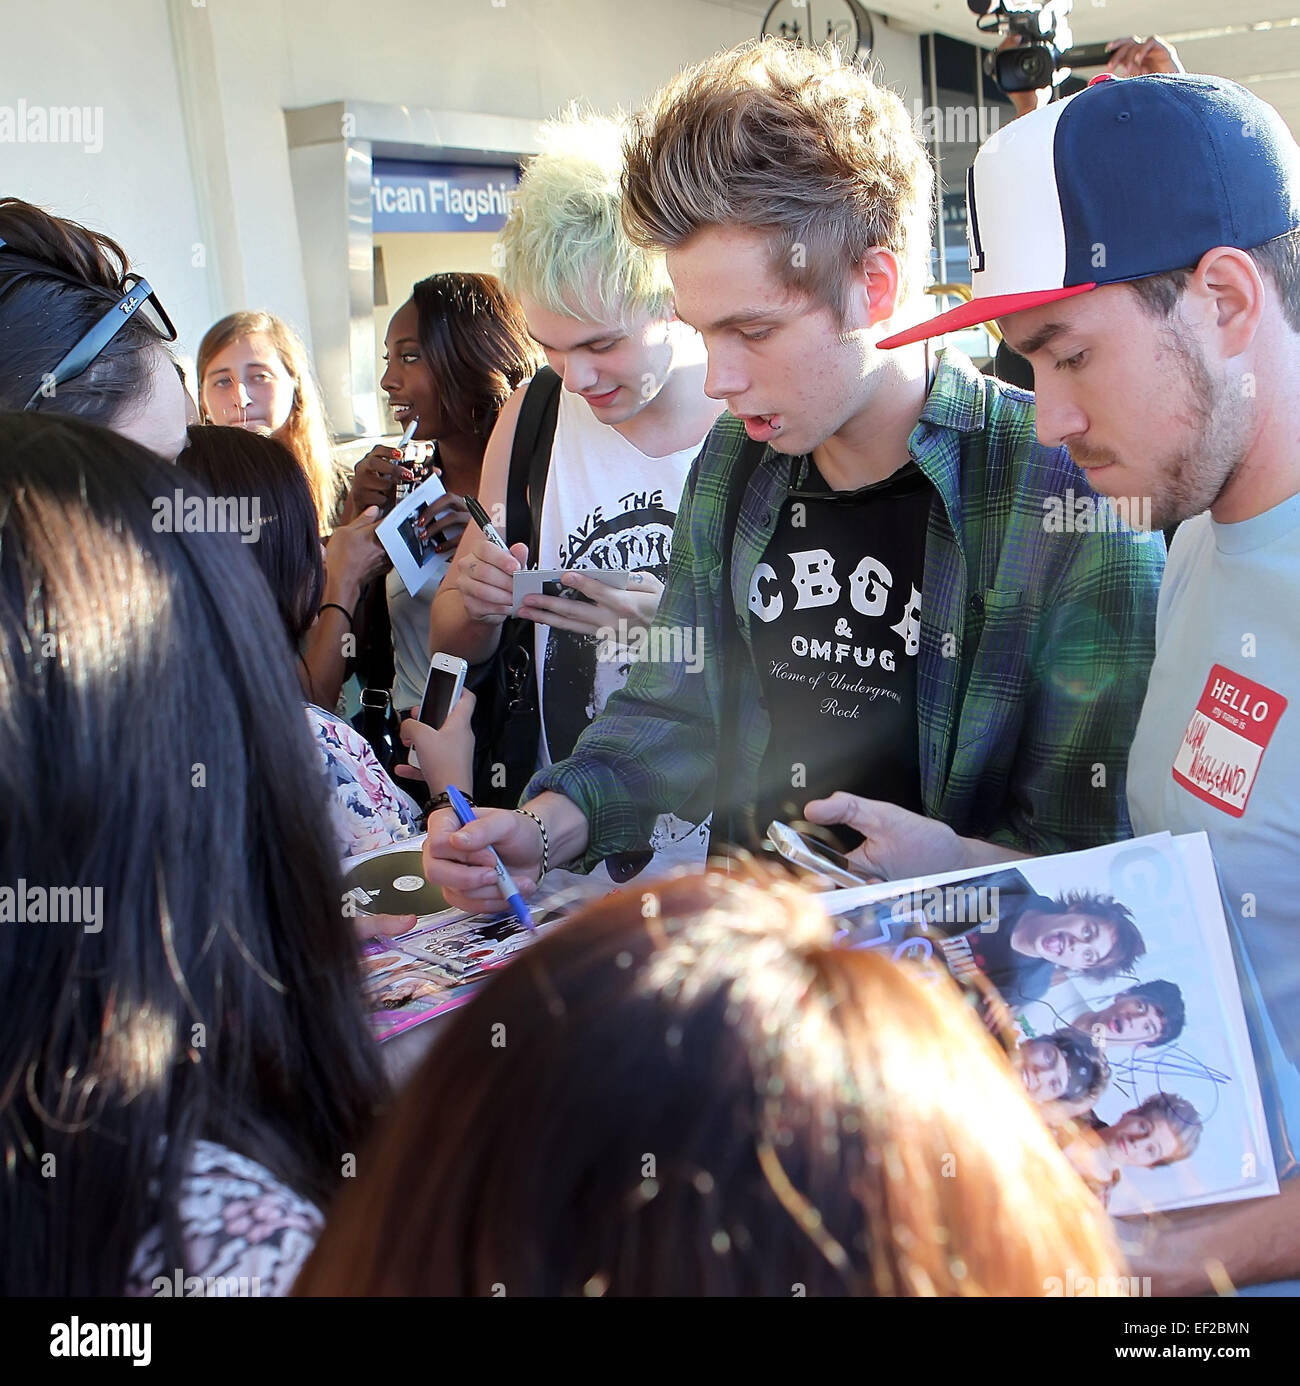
[198, 309, 342, 530]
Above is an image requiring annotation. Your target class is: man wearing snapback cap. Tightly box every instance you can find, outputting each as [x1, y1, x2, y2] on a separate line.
[881, 71, 1300, 1293]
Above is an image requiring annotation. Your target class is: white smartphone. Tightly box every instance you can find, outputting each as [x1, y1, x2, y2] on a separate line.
[408, 652, 468, 772]
[765, 820, 875, 888]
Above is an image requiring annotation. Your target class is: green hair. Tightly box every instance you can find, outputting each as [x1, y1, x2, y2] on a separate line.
[500, 107, 673, 328]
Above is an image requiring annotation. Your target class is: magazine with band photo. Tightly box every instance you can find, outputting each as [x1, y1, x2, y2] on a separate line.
[822, 831, 1277, 1216]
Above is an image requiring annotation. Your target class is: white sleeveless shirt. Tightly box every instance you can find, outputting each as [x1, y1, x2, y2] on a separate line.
[535, 386, 710, 885]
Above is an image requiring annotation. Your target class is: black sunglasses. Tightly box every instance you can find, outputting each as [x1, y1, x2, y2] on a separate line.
[0, 236, 178, 410]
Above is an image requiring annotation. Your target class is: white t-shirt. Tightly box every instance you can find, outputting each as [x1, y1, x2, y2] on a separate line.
[534, 386, 710, 884]
[1127, 494, 1300, 1175]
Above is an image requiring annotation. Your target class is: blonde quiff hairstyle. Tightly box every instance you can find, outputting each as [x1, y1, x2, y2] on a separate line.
[499, 107, 674, 328]
[622, 39, 935, 322]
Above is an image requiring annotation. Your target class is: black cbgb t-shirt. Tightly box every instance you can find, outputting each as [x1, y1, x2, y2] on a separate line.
[750, 459, 930, 837]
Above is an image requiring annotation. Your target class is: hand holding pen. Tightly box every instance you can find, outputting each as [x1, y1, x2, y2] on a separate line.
[457, 494, 531, 625]
[442, 785, 535, 933]
[347, 416, 419, 518]
[421, 792, 548, 917]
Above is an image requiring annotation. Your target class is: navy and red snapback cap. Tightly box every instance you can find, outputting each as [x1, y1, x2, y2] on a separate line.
[880, 72, 1300, 349]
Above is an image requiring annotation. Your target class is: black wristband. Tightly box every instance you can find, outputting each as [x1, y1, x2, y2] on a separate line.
[319, 602, 354, 627]
[430, 790, 474, 812]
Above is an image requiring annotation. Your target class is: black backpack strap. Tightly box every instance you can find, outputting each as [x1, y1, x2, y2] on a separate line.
[711, 439, 769, 852]
[467, 367, 561, 810]
[505, 366, 562, 556]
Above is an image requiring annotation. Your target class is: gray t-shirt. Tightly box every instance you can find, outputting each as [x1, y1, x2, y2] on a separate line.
[1128, 493, 1300, 1175]
[386, 567, 438, 716]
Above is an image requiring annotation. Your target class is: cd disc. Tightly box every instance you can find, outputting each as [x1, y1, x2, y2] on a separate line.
[343, 850, 446, 917]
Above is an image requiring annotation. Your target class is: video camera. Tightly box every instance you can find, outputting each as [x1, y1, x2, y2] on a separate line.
[968, 0, 1113, 94]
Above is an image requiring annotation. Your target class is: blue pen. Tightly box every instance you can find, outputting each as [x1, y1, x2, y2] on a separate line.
[444, 784, 536, 933]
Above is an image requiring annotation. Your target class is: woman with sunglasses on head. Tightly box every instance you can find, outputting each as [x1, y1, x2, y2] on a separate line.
[0, 412, 385, 1296]
[341, 274, 542, 731]
[0, 198, 189, 461]
[198, 310, 345, 534]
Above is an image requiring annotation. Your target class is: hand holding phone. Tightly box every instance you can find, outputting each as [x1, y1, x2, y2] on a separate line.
[406, 652, 468, 772]
[765, 820, 877, 887]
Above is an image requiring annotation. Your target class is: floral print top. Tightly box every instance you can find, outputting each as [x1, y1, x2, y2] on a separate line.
[125, 1141, 323, 1296]
[306, 704, 422, 858]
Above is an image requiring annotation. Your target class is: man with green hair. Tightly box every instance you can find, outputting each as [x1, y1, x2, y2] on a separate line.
[430, 108, 722, 882]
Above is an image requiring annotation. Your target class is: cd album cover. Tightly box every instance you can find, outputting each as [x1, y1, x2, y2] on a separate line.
[343, 848, 447, 917]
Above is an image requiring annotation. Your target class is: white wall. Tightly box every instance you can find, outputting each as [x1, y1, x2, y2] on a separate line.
[274, 0, 756, 116]
[0, 0, 212, 378]
[1, 0, 925, 411]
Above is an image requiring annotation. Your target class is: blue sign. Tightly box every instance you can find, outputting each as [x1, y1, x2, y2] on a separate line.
[370, 158, 519, 233]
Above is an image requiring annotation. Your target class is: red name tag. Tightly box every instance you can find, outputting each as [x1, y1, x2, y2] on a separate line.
[1171, 664, 1287, 817]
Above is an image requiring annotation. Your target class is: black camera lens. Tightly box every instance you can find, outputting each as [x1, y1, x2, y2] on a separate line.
[996, 42, 1055, 92]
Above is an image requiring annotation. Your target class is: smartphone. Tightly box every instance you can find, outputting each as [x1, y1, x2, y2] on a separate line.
[408, 652, 468, 772]
[765, 820, 875, 888]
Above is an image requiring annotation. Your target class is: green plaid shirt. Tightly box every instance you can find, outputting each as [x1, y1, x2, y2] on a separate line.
[528, 349, 1164, 870]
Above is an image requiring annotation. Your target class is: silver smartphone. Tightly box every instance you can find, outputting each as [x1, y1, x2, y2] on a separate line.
[408, 652, 468, 772]
[765, 820, 875, 887]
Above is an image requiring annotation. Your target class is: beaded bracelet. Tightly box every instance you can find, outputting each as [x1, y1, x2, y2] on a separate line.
[516, 808, 549, 877]
[429, 790, 474, 813]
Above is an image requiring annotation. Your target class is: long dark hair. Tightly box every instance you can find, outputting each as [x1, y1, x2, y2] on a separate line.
[0, 198, 162, 426]
[410, 273, 541, 441]
[179, 424, 324, 644]
[297, 868, 1122, 1296]
[0, 413, 385, 1295]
